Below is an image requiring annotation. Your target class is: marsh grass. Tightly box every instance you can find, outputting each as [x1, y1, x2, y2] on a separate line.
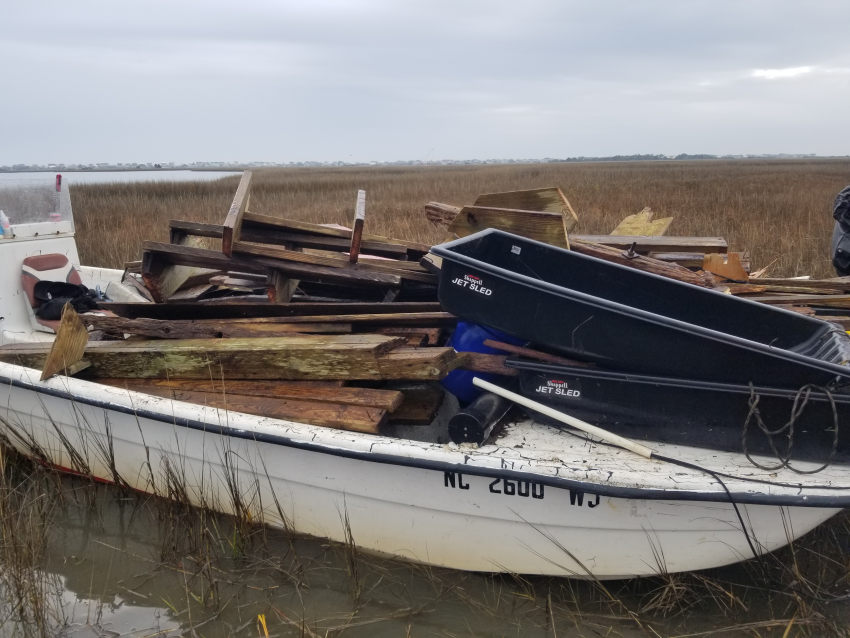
[1, 428, 849, 636]
[71, 159, 850, 278]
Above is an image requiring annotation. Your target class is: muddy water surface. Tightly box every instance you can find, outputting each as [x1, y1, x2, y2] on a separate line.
[22, 477, 850, 637]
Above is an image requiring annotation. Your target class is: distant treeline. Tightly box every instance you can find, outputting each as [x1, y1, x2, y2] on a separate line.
[557, 153, 827, 162]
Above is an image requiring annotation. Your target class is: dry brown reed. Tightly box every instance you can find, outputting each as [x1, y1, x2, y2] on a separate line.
[70, 159, 850, 279]
[0, 445, 65, 636]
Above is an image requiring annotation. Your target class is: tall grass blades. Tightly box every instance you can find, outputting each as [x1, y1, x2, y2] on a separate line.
[71, 160, 850, 278]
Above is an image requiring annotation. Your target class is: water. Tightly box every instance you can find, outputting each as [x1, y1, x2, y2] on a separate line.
[0, 170, 240, 185]
[6, 472, 844, 638]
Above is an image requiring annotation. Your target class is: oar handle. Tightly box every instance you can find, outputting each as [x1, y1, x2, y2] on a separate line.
[472, 377, 655, 459]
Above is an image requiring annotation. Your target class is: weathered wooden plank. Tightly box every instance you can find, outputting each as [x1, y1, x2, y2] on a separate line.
[0, 335, 408, 380]
[231, 241, 435, 284]
[572, 236, 727, 253]
[377, 348, 457, 380]
[80, 315, 352, 338]
[222, 170, 252, 257]
[97, 301, 444, 320]
[482, 339, 593, 368]
[387, 384, 445, 425]
[454, 352, 518, 376]
[100, 384, 385, 433]
[349, 190, 366, 263]
[143, 242, 402, 288]
[169, 219, 409, 259]
[40, 305, 88, 380]
[748, 295, 850, 308]
[570, 240, 717, 288]
[473, 188, 579, 233]
[419, 253, 442, 275]
[375, 327, 442, 346]
[726, 284, 843, 296]
[447, 206, 570, 249]
[243, 212, 431, 258]
[649, 252, 751, 272]
[96, 378, 403, 411]
[610, 208, 673, 237]
[750, 277, 850, 292]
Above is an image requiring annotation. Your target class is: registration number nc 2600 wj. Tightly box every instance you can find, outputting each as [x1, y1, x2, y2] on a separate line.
[443, 472, 602, 508]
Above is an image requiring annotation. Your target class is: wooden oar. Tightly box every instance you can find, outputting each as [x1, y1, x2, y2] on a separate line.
[472, 377, 654, 458]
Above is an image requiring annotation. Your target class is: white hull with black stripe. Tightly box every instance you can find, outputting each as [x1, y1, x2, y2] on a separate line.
[0, 360, 846, 579]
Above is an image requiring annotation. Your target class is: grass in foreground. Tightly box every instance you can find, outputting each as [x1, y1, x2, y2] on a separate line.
[1, 440, 850, 637]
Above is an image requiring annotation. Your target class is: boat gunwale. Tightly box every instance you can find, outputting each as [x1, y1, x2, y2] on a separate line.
[2, 364, 850, 508]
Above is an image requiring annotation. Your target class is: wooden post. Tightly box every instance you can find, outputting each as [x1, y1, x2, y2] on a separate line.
[222, 170, 252, 257]
[349, 190, 366, 263]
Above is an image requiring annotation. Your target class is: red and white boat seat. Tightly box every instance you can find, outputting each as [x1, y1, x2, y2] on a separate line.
[21, 254, 83, 333]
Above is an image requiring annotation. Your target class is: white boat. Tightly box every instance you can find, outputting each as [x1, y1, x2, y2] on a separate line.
[0, 174, 847, 579]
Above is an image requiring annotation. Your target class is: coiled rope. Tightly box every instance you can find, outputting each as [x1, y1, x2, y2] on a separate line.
[743, 383, 839, 474]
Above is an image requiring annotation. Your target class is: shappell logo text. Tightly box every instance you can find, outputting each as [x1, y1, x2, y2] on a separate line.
[535, 379, 581, 397]
[451, 273, 492, 296]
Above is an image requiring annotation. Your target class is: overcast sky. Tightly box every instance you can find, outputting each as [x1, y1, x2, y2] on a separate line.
[2, 1, 849, 164]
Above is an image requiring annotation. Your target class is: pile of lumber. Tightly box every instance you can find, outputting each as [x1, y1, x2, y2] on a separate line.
[6, 176, 849, 439]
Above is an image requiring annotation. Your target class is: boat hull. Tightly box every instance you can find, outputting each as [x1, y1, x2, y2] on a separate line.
[0, 364, 840, 579]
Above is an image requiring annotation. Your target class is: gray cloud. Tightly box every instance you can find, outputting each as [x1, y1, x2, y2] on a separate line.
[2, 0, 849, 163]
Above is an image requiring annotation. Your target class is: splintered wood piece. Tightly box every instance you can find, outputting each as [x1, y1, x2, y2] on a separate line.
[167, 283, 217, 302]
[144, 232, 215, 303]
[1, 335, 408, 381]
[453, 352, 518, 376]
[473, 188, 579, 233]
[102, 384, 386, 433]
[349, 190, 366, 263]
[40, 304, 89, 380]
[721, 284, 767, 295]
[121, 273, 155, 302]
[143, 242, 402, 288]
[241, 212, 431, 259]
[424, 202, 462, 228]
[703, 252, 749, 282]
[222, 170, 252, 257]
[80, 315, 352, 338]
[377, 348, 457, 380]
[375, 327, 442, 346]
[481, 340, 593, 368]
[96, 378, 403, 411]
[610, 208, 674, 237]
[97, 301, 444, 321]
[387, 384, 445, 425]
[447, 206, 570, 249]
[268, 269, 298, 303]
[570, 240, 717, 288]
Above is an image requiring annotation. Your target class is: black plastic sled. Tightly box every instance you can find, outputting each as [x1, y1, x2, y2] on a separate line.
[509, 359, 850, 464]
[432, 229, 850, 389]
